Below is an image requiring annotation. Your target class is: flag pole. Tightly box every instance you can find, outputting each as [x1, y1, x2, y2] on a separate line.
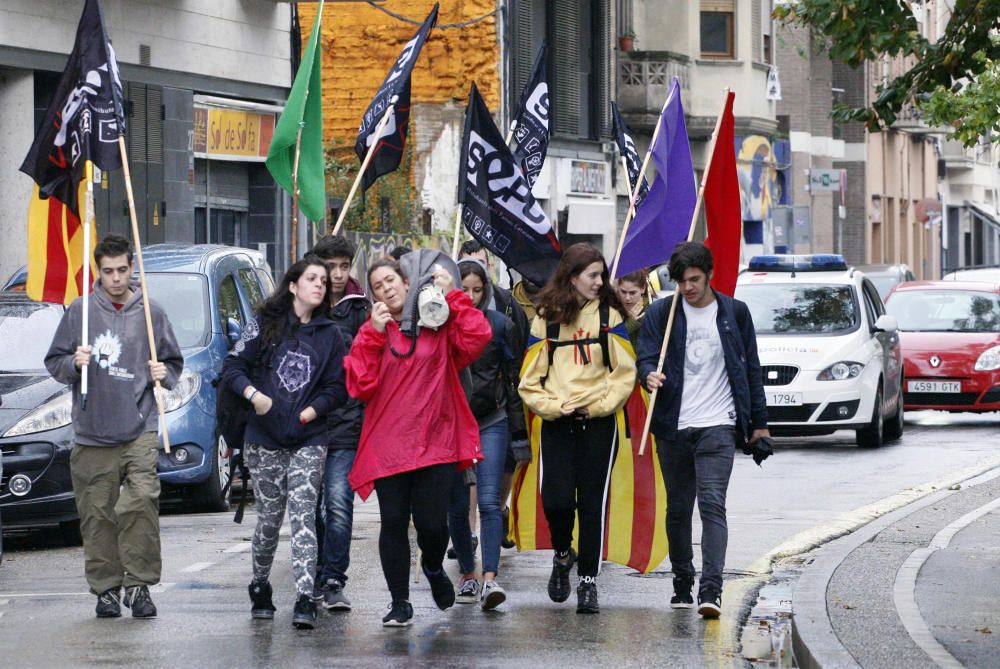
[331, 101, 396, 236]
[289, 85, 309, 264]
[118, 135, 171, 454]
[80, 162, 95, 409]
[638, 89, 731, 456]
[609, 86, 677, 278]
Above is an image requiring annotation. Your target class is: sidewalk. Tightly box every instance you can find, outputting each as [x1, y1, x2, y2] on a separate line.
[792, 469, 1000, 668]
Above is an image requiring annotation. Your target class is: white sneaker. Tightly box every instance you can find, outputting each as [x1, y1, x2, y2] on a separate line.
[480, 580, 506, 611]
[456, 578, 480, 603]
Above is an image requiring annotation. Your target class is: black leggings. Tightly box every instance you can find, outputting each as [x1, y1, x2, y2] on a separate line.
[373, 463, 455, 601]
[540, 414, 616, 578]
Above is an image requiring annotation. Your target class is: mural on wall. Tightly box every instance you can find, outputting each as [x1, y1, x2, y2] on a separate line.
[734, 136, 789, 222]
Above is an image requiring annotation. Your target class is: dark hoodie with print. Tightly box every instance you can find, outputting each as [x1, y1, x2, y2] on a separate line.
[45, 278, 184, 446]
[222, 310, 347, 450]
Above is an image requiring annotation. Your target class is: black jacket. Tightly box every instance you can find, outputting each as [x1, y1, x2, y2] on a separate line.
[222, 310, 347, 450]
[493, 283, 529, 355]
[327, 283, 371, 449]
[636, 292, 768, 444]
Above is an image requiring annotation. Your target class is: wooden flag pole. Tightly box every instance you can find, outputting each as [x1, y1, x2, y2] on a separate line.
[609, 86, 677, 278]
[80, 162, 95, 409]
[453, 125, 518, 257]
[638, 89, 731, 457]
[118, 135, 171, 454]
[331, 102, 396, 236]
[289, 86, 309, 264]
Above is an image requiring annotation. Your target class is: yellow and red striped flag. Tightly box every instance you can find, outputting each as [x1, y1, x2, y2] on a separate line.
[511, 337, 669, 573]
[25, 174, 94, 304]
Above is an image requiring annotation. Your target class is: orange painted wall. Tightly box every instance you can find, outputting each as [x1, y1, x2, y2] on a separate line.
[299, 1, 501, 150]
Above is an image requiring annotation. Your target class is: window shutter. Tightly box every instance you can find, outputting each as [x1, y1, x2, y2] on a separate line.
[513, 0, 536, 97]
[752, 0, 762, 61]
[701, 0, 734, 11]
[129, 83, 147, 164]
[598, 0, 612, 138]
[146, 86, 163, 164]
[551, 0, 581, 137]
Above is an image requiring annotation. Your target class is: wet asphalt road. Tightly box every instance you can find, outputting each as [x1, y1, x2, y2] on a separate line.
[0, 411, 997, 667]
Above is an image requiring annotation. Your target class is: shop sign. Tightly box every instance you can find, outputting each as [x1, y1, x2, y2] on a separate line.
[569, 159, 607, 196]
[193, 106, 275, 161]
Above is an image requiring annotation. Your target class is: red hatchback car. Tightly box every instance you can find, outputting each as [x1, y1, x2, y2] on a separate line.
[884, 281, 1000, 411]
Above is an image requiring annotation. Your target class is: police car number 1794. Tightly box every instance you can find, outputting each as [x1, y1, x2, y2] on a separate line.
[767, 392, 803, 406]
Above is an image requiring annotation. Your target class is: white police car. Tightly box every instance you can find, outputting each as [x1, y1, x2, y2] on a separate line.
[735, 255, 904, 447]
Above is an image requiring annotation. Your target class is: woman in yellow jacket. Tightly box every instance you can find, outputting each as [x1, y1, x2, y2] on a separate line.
[518, 243, 637, 614]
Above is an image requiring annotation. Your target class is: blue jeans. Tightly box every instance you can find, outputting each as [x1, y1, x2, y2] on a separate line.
[318, 449, 355, 584]
[656, 425, 736, 597]
[447, 419, 508, 576]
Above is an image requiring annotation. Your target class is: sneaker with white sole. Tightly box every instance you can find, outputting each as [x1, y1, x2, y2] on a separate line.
[382, 599, 413, 627]
[480, 580, 506, 611]
[697, 590, 722, 618]
[670, 575, 694, 609]
[456, 578, 480, 603]
[320, 578, 352, 611]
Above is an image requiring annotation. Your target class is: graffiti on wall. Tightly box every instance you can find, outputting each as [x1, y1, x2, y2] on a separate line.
[344, 231, 453, 289]
[735, 135, 789, 222]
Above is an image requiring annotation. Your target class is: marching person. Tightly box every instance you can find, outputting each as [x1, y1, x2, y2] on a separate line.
[221, 255, 348, 630]
[309, 235, 371, 611]
[344, 252, 491, 627]
[45, 234, 183, 619]
[617, 268, 650, 348]
[637, 242, 769, 618]
[518, 243, 637, 614]
[447, 258, 528, 609]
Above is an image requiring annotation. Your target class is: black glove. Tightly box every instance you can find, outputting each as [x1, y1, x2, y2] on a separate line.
[509, 431, 531, 463]
[742, 436, 774, 466]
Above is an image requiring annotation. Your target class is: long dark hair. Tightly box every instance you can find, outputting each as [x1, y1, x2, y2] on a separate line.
[258, 254, 331, 349]
[535, 243, 625, 325]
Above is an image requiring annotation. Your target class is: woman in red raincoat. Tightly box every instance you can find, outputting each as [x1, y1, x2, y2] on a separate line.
[344, 253, 491, 627]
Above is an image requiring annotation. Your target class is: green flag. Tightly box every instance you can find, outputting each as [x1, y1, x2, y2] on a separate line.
[266, 0, 325, 222]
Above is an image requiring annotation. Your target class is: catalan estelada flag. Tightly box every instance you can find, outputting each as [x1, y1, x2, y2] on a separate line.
[511, 341, 668, 574]
[19, 0, 125, 304]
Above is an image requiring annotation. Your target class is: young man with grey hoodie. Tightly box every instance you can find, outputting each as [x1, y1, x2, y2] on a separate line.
[45, 234, 183, 619]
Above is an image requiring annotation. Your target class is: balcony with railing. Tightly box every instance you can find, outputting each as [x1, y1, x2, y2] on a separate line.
[617, 51, 691, 131]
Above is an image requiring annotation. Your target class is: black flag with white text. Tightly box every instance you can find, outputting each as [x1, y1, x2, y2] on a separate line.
[510, 44, 549, 189]
[611, 102, 649, 209]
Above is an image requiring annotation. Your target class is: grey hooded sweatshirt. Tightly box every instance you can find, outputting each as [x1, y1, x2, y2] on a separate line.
[45, 278, 183, 446]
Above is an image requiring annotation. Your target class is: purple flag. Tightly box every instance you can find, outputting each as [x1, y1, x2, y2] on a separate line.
[614, 79, 695, 278]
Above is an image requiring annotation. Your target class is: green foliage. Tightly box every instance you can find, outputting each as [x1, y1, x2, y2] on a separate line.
[774, 0, 1000, 145]
[324, 139, 421, 235]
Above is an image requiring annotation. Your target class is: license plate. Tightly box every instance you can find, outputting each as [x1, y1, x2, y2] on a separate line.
[767, 392, 803, 406]
[907, 380, 961, 393]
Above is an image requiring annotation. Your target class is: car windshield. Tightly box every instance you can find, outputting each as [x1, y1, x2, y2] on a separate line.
[735, 284, 859, 335]
[144, 273, 211, 348]
[866, 275, 896, 300]
[885, 290, 1000, 332]
[0, 302, 63, 371]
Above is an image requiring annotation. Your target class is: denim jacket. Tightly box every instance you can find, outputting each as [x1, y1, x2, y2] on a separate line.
[636, 291, 768, 444]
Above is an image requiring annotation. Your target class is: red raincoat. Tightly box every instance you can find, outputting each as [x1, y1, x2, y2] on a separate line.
[345, 289, 492, 499]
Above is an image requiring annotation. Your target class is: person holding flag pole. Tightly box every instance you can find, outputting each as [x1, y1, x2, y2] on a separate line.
[332, 3, 440, 237]
[636, 90, 771, 619]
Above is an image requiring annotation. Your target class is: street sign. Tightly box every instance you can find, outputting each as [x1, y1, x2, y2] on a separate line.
[807, 169, 843, 192]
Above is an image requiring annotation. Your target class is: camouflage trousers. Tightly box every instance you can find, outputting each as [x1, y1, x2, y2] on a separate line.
[245, 443, 326, 597]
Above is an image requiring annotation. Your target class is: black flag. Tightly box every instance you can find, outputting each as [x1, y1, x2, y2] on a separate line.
[611, 102, 649, 208]
[510, 44, 549, 188]
[459, 83, 560, 286]
[355, 3, 438, 192]
[19, 0, 125, 217]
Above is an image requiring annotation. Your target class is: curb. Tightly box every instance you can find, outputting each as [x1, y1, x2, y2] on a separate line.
[790, 464, 1000, 669]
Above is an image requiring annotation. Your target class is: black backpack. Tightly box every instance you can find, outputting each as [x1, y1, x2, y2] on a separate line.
[540, 303, 612, 387]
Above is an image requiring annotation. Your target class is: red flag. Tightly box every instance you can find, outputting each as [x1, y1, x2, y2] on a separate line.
[704, 91, 741, 296]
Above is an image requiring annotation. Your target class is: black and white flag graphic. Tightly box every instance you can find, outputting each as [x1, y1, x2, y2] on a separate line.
[510, 44, 549, 189]
[611, 102, 649, 209]
[459, 83, 560, 286]
[354, 3, 438, 192]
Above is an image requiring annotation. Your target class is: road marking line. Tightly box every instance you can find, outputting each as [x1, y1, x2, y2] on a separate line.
[223, 543, 252, 553]
[894, 496, 1000, 669]
[180, 561, 215, 573]
[0, 592, 92, 598]
[746, 454, 1000, 575]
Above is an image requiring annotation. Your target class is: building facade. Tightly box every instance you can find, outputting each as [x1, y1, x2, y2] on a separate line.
[0, 0, 292, 280]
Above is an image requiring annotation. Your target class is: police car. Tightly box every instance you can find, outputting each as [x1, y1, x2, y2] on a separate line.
[735, 255, 904, 447]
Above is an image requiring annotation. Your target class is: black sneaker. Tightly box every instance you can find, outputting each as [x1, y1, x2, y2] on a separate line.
[547, 548, 577, 603]
[698, 590, 722, 618]
[422, 566, 456, 610]
[671, 575, 695, 609]
[292, 594, 318, 630]
[95, 588, 121, 618]
[576, 578, 599, 614]
[501, 507, 515, 549]
[447, 545, 457, 560]
[123, 585, 157, 619]
[249, 580, 276, 620]
[320, 578, 352, 611]
[382, 599, 414, 627]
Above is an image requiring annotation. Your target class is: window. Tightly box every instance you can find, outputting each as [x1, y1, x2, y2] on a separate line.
[701, 1, 735, 59]
[735, 284, 860, 335]
[237, 267, 266, 311]
[217, 275, 243, 331]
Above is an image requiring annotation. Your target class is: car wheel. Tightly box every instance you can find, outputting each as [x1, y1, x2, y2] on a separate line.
[192, 433, 231, 513]
[857, 388, 884, 448]
[59, 519, 83, 546]
[884, 382, 904, 441]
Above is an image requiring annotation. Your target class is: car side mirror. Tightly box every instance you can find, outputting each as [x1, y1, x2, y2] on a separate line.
[874, 314, 898, 333]
[225, 318, 243, 347]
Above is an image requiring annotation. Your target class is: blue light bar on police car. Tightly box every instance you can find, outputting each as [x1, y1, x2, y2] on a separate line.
[747, 254, 848, 272]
